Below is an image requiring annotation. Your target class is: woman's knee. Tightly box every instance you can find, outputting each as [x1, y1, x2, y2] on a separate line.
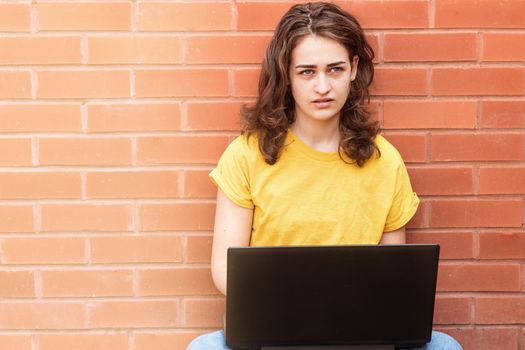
[187, 330, 461, 350]
[187, 330, 228, 350]
[426, 331, 463, 350]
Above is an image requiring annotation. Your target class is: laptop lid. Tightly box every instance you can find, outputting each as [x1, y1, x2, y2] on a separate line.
[226, 244, 439, 349]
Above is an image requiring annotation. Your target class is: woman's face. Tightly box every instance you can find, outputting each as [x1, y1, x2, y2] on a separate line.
[289, 35, 358, 126]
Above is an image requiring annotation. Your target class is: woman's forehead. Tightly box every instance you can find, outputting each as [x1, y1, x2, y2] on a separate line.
[291, 35, 350, 66]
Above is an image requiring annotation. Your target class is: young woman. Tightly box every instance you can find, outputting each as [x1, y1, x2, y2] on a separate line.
[188, 2, 462, 349]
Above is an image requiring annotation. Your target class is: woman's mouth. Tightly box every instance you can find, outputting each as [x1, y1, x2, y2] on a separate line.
[312, 98, 334, 108]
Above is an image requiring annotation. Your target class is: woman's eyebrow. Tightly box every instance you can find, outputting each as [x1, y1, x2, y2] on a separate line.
[294, 64, 316, 69]
[294, 61, 348, 69]
[327, 61, 348, 67]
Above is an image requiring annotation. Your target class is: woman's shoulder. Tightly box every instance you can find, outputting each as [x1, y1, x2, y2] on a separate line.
[222, 132, 262, 161]
[229, 132, 258, 151]
[373, 134, 404, 164]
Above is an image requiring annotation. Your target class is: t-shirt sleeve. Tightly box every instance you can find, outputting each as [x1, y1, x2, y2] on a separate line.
[383, 158, 420, 232]
[209, 136, 254, 209]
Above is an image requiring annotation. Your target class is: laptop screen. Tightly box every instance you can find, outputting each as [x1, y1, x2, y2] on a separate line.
[226, 244, 439, 349]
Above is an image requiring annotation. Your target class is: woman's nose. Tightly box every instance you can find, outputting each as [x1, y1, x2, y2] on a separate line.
[314, 74, 331, 94]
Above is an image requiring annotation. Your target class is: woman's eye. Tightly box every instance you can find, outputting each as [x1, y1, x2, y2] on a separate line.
[300, 69, 314, 75]
[330, 67, 343, 73]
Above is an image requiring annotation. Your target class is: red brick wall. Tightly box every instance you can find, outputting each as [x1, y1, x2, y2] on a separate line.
[0, 1, 524, 349]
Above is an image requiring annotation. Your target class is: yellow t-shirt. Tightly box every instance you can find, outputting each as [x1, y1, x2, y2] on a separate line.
[210, 130, 419, 246]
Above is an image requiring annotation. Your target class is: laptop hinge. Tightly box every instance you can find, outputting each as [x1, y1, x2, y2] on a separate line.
[262, 345, 395, 350]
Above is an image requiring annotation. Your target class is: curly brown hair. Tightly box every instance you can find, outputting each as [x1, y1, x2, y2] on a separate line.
[241, 1, 380, 166]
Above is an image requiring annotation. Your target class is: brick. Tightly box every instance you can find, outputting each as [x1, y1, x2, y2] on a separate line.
[472, 328, 519, 350]
[475, 297, 525, 324]
[37, 70, 130, 99]
[135, 332, 204, 350]
[140, 203, 215, 231]
[39, 138, 132, 165]
[434, 296, 471, 325]
[0, 172, 81, 199]
[88, 301, 179, 328]
[0, 37, 80, 65]
[481, 101, 525, 129]
[186, 35, 270, 64]
[0, 104, 81, 132]
[0, 302, 84, 330]
[0, 205, 33, 233]
[0, 271, 34, 298]
[437, 264, 520, 292]
[137, 2, 232, 31]
[39, 334, 128, 350]
[435, 0, 525, 28]
[137, 136, 229, 165]
[384, 33, 477, 62]
[41, 204, 132, 232]
[431, 133, 524, 161]
[0, 237, 85, 265]
[184, 299, 225, 327]
[479, 232, 525, 259]
[407, 232, 474, 259]
[37, 2, 130, 31]
[237, 2, 294, 31]
[41, 270, 133, 298]
[480, 167, 525, 194]
[136, 69, 228, 98]
[371, 68, 428, 96]
[86, 171, 181, 199]
[186, 235, 213, 263]
[137, 268, 218, 296]
[430, 200, 522, 228]
[87, 103, 180, 133]
[0, 139, 32, 166]
[232, 68, 260, 97]
[0, 71, 31, 99]
[91, 235, 182, 264]
[338, 1, 429, 29]
[407, 167, 473, 195]
[383, 100, 477, 129]
[432, 68, 525, 96]
[0, 335, 31, 350]
[483, 34, 525, 61]
[185, 170, 217, 198]
[186, 102, 242, 131]
[88, 36, 182, 64]
[382, 133, 426, 163]
[0, 4, 30, 32]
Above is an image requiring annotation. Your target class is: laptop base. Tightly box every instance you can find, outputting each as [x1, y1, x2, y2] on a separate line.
[262, 345, 394, 350]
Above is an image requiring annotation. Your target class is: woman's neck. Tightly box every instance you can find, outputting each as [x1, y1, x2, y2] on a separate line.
[290, 117, 340, 153]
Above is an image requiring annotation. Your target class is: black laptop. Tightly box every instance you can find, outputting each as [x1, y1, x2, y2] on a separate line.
[226, 244, 440, 350]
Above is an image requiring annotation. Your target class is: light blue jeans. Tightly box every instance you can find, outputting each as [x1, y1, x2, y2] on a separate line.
[187, 330, 462, 350]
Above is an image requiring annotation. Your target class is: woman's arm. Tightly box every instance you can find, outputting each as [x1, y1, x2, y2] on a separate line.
[379, 226, 406, 244]
[211, 188, 254, 295]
